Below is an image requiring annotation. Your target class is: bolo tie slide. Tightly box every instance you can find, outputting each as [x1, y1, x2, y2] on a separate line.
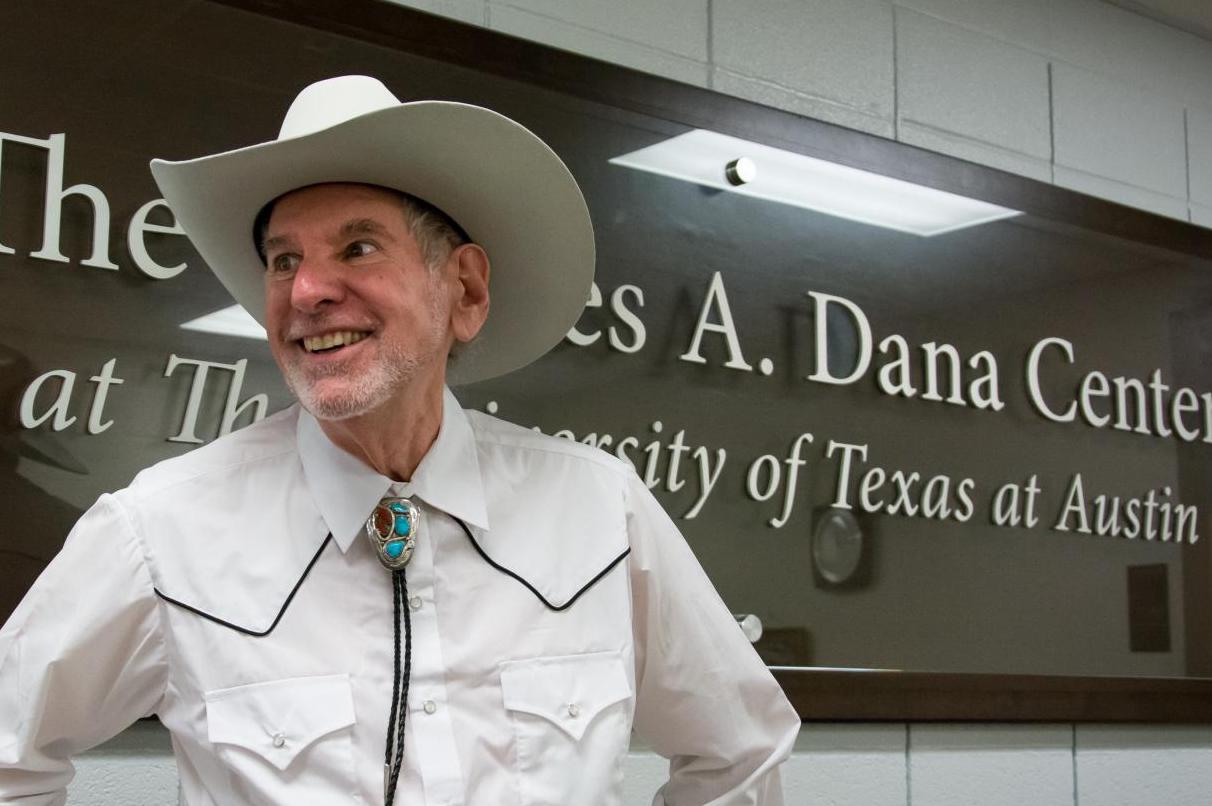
[364, 496, 420, 806]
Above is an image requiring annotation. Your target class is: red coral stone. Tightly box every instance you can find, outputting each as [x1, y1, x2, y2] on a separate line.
[372, 506, 393, 538]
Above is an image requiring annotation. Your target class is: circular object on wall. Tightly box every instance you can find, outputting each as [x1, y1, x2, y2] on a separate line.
[734, 613, 764, 643]
[812, 508, 864, 585]
[725, 156, 756, 186]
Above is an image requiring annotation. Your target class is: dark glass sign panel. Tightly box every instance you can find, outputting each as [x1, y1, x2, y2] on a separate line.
[3, 0, 1211, 685]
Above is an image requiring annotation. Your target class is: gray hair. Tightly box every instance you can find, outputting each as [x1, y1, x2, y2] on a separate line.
[395, 191, 471, 270]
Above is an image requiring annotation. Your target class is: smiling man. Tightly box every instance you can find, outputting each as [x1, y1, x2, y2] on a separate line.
[0, 76, 799, 806]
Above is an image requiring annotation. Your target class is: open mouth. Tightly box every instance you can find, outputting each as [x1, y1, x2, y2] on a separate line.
[301, 331, 370, 353]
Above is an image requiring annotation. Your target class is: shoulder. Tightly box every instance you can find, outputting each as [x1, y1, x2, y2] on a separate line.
[121, 406, 301, 503]
[106, 406, 325, 631]
[465, 409, 631, 479]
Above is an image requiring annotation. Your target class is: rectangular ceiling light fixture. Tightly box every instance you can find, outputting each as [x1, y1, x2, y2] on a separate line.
[180, 304, 267, 340]
[608, 129, 1020, 236]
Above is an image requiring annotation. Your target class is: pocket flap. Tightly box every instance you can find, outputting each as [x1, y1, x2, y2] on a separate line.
[500, 652, 631, 741]
[205, 674, 355, 770]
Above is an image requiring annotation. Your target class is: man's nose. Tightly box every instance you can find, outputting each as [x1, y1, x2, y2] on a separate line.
[290, 257, 345, 312]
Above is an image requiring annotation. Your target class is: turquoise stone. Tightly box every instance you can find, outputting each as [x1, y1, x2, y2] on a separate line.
[384, 540, 406, 559]
[388, 502, 407, 514]
[393, 515, 411, 537]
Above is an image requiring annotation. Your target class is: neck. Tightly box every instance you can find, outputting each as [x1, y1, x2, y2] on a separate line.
[315, 380, 446, 482]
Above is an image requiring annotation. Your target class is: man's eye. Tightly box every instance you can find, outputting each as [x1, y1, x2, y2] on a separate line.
[269, 254, 299, 274]
[346, 241, 378, 258]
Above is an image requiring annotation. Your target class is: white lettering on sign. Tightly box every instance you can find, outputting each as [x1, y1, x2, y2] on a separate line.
[128, 199, 188, 279]
[1026, 336, 1077, 422]
[990, 474, 1042, 528]
[806, 291, 1004, 410]
[743, 433, 814, 528]
[0, 128, 187, 276]
[608, 284, 646, 354]
[19, 369, 78, 431]
[565, 281, 648, 354]
[825, 439, 976, 523]
[86, 358, 124, 434]
[1052, 474, 1197, 544]
[679, 271, 753, 371]
[1026, 336, 1212, 441]
[18, 358, 126, 434]
[806, 291, 871, 386]
[565, 281, 603, 346]
[163, 354, 268, 444]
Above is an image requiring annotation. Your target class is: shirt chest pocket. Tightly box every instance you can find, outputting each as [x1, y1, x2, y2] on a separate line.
[205, 674, 357, 805]
[500, 651, 633, 806]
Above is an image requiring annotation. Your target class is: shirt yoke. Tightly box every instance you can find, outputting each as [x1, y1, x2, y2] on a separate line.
[122, 406, 302, 502]
[464, 410, 632, 479]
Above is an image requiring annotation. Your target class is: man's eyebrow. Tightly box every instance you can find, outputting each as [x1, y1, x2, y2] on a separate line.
[261, 218, 392, 256]
[339, 218, 393, 239]
[261, 234, 293, 255]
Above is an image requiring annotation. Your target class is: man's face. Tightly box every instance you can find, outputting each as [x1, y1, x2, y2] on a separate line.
[261, 183, 457, 421]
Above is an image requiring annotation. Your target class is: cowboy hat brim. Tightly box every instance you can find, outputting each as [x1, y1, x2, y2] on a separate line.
[150, 100, 594, 386]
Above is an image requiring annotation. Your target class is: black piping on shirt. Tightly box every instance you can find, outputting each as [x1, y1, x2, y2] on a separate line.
[454, 519, 631, 612]
[152, 516, 631, 634]
[153, 534, 334, 637]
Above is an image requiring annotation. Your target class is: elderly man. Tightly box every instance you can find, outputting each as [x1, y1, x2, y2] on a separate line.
[0, 76, 799, 805]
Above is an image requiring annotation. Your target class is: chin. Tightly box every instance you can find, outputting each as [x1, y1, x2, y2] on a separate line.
[299, 394, 383, 422]
[283, 348, 431, 422]
[286, 369, 400, 422]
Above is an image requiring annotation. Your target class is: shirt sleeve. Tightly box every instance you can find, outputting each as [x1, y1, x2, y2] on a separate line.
[625, 471, 801, 806]
[0, 494, 169, 805]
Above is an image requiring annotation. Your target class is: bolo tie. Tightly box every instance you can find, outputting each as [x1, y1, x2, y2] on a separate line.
[361, 491, 633, 806]
[364, 495, 420, 806]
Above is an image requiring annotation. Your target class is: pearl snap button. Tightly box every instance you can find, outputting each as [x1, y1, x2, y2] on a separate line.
[409, 596, 422, 611]
[567, 704, 580, 718]
[272, 733, 286, 748]
[423, 700, 437, 715]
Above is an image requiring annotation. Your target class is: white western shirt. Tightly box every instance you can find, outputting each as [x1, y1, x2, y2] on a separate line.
[0, 388, 800, 805]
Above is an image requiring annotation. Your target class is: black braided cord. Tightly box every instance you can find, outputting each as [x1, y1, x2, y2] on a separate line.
[384, 570, 412, 806]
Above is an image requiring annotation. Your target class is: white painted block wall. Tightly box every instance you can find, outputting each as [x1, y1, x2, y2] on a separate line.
[65, 1, 1212, 803]
[67, 721, 1212, 805]
[395, 0, 1212, 225]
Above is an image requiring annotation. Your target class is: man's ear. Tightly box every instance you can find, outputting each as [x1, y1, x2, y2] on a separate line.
[449, 243, 491, 344]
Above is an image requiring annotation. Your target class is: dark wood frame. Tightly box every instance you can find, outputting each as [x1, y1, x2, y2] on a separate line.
[216, 0, 1212, 722]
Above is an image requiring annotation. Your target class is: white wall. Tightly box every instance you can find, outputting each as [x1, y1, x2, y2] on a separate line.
[394, 0, 1212, 227]
[66, 1, 1212, 804]
[68, 720, 1212, 805]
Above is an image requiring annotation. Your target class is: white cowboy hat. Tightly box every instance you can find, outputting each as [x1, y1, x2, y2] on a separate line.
[150, 75, 594, 385]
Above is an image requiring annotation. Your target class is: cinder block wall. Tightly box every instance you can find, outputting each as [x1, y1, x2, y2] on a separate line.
[67, 1, 1212, 804]
[398, 0, 1212, 227]
[68, 720, 1212, 804]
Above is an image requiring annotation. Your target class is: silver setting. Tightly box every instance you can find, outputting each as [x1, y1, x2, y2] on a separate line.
[365, 496, 420, 571]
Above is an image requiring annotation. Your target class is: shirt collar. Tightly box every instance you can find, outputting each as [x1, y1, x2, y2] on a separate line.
[297, 387, 490, 553]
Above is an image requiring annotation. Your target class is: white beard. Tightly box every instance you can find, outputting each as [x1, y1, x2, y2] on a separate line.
[282, 341, 421, 421]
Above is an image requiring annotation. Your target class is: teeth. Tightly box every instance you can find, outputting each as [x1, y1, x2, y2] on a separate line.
[302, 331, 368, 352]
